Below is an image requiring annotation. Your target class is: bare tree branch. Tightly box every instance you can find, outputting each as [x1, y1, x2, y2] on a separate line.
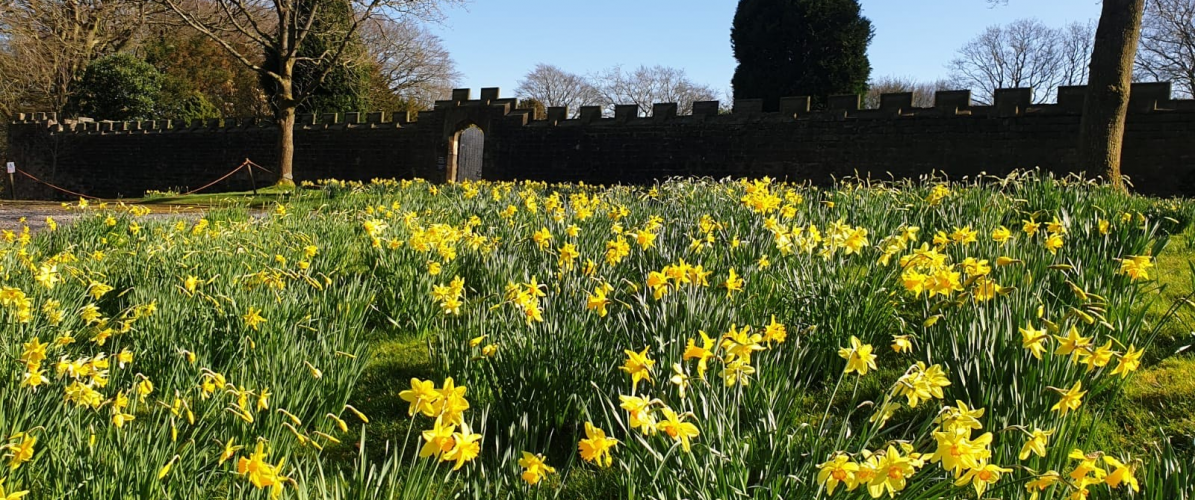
[948, 19, 1095, 104]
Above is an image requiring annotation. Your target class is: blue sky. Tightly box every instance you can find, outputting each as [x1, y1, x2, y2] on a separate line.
[429, 0, 1103, 99]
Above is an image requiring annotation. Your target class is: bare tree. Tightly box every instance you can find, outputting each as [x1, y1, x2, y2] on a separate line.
[986, 0, 1147, 186]
[359, 17, 459, 112]
[513, 64, 602, 118]
[1060, 22, 1098, 87]
[863, 76, 950, 109]
[948, 19, 1095, 104]
[158, 0, 459, 184]
[592, 65, 718, 116]
[1080, 0, 1147, 188]
[0, 0, 150, 114]
[1137, 0, 1195, 97]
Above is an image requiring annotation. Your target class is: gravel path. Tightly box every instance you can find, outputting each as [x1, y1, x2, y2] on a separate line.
[0, 201, 215, 232]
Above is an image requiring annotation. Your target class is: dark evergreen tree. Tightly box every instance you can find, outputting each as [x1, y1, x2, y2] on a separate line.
[66, 53, 162, 120]
[262, 0, 371, 116]
[731, 0, 874, 110]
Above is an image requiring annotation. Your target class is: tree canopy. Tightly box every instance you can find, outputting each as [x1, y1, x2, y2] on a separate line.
[731, 0, 874, 110]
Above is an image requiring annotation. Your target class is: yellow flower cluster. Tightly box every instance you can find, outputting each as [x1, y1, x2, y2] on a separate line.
[432, 276, 466, 315]
[401, 378, 481, 470]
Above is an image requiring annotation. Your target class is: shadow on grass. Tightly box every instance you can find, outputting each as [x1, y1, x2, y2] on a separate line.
[342, 332, 438, 464]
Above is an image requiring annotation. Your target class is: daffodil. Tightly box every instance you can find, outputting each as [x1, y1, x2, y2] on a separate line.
[5, 432, 36, 470]
[655, 407, 700, 452]
[838, 336, 877, 376]
[577, 422, 618, 467]
[723, 268, 744, 297]
[868, 445, 918, 497]
[434, 377, 470, 424]
[1018, 428, 1053, 460]
[0, 478, 29, 499]
[398, 378, 441, 417]
[518, 451, 556, 485]
[1024, 471, 1062, 500]
[1020, 324, 1050, 360]
[243, 307, 266, 331]
[1051, 381, 1086, 416]
[443, 423, 482, 470]
[683, 331, 716, 379]
[620, 347, 655, 392]
[1102, 455, 1138, 491]
[1111, 345, 1142, 378]
[1118, 255, 1153, 280]
[816, 454, 859, 496]
[419, 416, 456, 458]
[954, 462, 1011, 497]
[237, 441, 282, 490]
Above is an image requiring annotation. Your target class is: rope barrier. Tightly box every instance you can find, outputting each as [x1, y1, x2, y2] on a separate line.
[244, 159, 274, 174]
[181, 161, 249, 195]
[13, 158, 271, 200]
[15, 168, 102, 200]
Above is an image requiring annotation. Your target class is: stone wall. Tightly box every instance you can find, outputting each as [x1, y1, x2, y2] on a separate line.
[6, 84, 1195, 199]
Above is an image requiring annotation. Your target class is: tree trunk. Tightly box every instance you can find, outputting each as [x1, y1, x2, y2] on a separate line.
[276, 103, 296, 185]
[1078, 0, 1146, 188]
[274, 71, 297, 186]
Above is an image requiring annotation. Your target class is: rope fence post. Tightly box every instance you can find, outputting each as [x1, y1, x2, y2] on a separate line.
[245, 158, 258, 195]
[6, 162, 15, 200]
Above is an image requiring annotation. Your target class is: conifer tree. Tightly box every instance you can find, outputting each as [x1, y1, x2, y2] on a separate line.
[731, 0, 874, 110]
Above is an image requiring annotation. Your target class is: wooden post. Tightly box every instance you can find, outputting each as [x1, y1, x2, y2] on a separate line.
[245, 159, 258, 195]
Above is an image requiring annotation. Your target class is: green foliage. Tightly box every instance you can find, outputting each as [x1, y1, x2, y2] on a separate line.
[731, 0, 874, 110]
[142, 34, 266, 120]
[262, 0, 371, 115]
[156, 90, 220, 123]
[517, 98, 547, 120]
[66, 53, 162, 120]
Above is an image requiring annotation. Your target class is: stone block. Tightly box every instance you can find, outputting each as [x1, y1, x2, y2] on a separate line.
[995, 88, 1031, 117]
[366, 112, 385, 124]
[652, 103, 678, 120]
[547, 107, 568, 124]
[480, 88, 500, 102]
[579, 106, 603, 124]
[1130, 82, 1172, 112]
[733, 98, 763, 114]
[780, 96, 811, 116]
[880, 93, 913, 113]
[615, 105, 639, 122]
[320, 113, 339, 125]
[451, 88, 471, 102]
[935, 90, 971, 114]
[1057, 86, 1086, 113]
[827, 94, 860, 111]
[692, 101, 720, 117]
[345, 112, 361, 124]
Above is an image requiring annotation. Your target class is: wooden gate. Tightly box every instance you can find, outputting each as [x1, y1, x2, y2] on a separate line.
[455, 126, 484, 181]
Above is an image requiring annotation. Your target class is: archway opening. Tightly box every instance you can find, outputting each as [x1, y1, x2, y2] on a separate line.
[449, 125, 484, 182]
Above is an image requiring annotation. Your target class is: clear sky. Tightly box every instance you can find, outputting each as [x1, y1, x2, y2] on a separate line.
[428, 0, 1103, 99]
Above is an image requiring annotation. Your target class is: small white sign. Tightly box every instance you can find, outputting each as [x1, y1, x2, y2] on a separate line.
[5, 162, 13, 174]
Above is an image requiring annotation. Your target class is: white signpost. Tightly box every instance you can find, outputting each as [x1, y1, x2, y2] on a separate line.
[6, 162, 14, 199]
